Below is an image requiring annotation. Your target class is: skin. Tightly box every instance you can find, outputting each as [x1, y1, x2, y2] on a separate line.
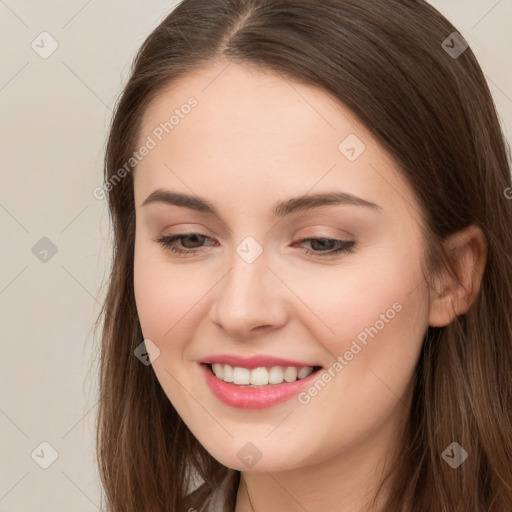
[132, 61, 487, 511]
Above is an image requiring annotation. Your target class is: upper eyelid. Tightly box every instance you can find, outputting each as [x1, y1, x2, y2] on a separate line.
[159, 222, 353, 239]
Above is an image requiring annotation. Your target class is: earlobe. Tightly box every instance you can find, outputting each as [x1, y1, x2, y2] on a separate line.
[428, 224, 488, 327]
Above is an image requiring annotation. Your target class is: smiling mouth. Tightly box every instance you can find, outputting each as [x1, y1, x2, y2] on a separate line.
[202, 362, 323, 387]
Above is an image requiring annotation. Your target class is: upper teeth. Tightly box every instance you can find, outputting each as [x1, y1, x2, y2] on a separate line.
[211, 364, 314, 386]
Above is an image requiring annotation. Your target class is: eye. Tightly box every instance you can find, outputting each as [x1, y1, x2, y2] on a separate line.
[293, 237, 357, 257]
[154, 232, 215, 256]
[154, 232, 357, 258]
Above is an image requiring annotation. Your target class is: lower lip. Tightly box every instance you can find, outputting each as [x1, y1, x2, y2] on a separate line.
[199, 363, 322, 409]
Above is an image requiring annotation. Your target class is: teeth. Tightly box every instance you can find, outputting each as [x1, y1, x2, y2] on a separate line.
[283, 366, 297, 382]
[210, 364, 315, 386]
[250, 367, 268, 385]
[298, 366, 314, 379]
[268, 366, 284, 384]
[233, 367, 250, 385]
[222, 364, 233, 382]
[212, 363, 224, 379]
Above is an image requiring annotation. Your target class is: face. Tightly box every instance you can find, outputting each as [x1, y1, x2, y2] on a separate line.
[133, 60, 431, 473]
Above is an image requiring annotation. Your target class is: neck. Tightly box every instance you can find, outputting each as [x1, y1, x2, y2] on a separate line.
[234, 402, 406, 512]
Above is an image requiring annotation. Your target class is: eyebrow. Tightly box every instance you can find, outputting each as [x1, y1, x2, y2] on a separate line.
[141, 189, 382, 217]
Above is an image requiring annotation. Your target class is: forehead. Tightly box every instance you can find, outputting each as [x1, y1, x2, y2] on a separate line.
[134, 61, 420, 223]
[138, 60, 365, 150]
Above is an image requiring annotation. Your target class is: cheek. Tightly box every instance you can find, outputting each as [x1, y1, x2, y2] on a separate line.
[134, 239, 182, 343]
[133, 244, 208, 408]
[133, 240, 213, 355]
[289, 237, 429, 386]
[279, 248, 429, 460]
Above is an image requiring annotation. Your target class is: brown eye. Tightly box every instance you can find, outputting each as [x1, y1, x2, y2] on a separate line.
[295, 237, 357, 257]
[154, 232, 216, 255]
[177, 233, 207, 249]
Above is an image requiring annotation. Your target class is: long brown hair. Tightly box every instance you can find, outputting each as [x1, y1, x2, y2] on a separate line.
[93, 0, 512, 510]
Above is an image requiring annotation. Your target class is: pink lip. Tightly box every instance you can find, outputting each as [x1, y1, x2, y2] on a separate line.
[199, 362, 322, 409]
[200, 354, 319, 369]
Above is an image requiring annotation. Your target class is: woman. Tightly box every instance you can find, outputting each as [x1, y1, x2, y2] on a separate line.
[94, 0, 512, 510]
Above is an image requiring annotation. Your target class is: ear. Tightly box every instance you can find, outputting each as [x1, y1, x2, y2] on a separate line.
[428, 224, 488, 327]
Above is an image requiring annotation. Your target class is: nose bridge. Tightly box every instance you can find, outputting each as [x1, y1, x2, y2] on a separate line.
[210, 239, 286, 335]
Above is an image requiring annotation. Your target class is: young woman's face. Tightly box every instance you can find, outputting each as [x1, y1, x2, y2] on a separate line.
[133, 61, 431, 473]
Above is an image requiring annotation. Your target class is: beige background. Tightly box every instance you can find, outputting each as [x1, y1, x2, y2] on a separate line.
[0, 1, 511, 510]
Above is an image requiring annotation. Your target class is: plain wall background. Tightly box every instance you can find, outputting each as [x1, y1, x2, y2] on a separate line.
[1, 1, 510, 510]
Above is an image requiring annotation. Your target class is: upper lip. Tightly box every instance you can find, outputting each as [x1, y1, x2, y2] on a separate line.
[200, 354, 321, 369]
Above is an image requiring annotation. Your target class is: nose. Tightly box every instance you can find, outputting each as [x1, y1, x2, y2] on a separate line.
[209, 248, 289, 338]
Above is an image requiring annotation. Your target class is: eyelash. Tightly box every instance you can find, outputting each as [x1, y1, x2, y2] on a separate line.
[154, 232, 357, 258]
